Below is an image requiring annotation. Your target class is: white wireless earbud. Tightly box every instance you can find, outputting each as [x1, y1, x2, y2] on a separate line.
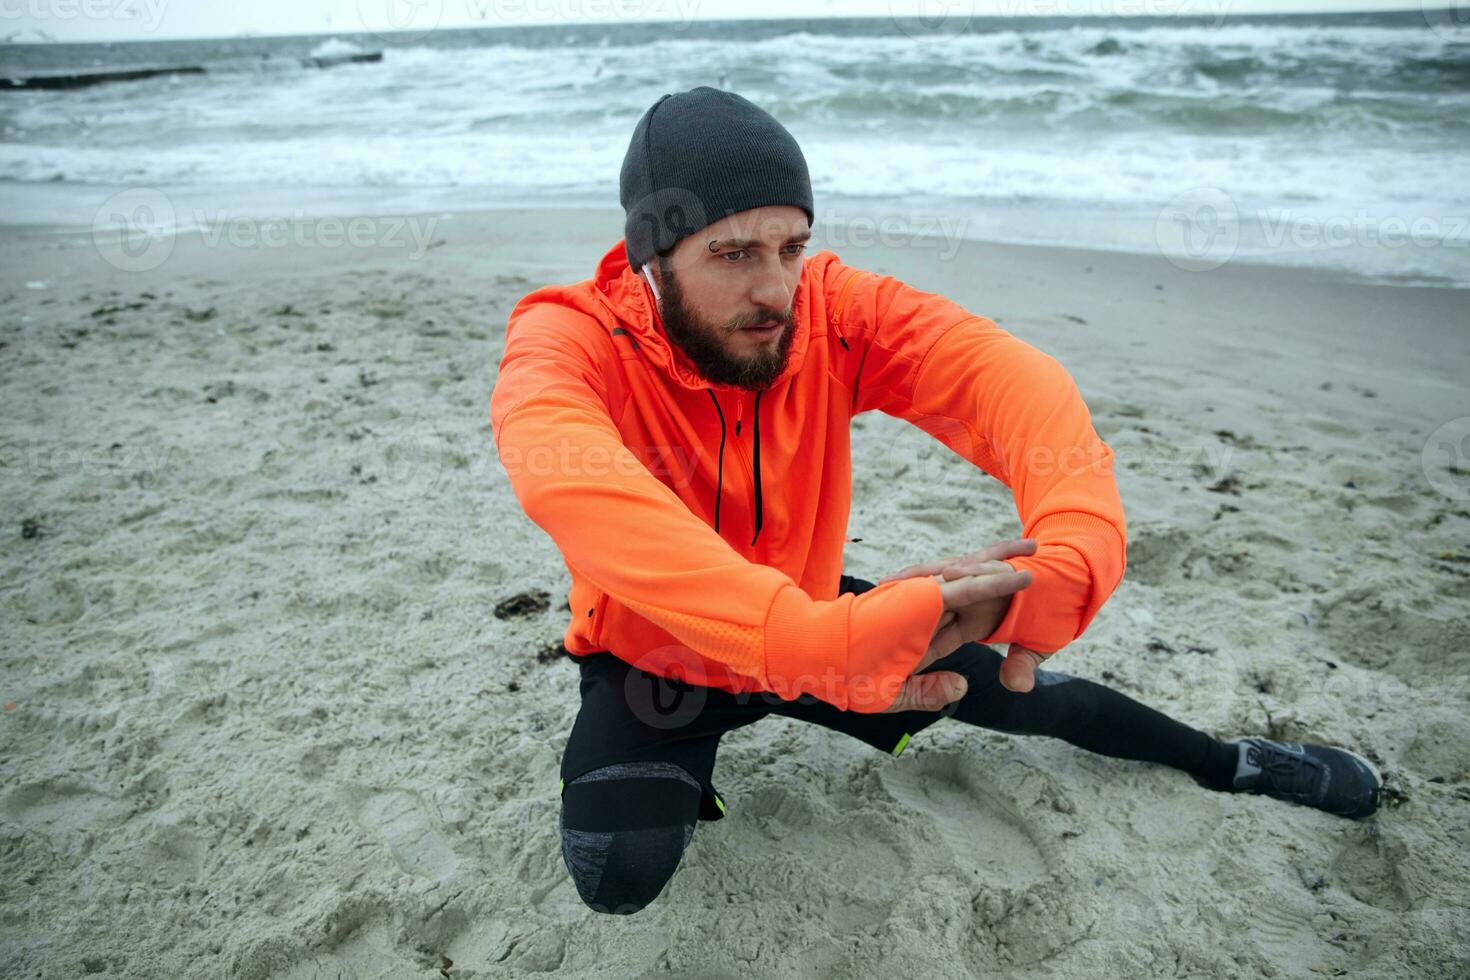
[641, 262, 661, 304]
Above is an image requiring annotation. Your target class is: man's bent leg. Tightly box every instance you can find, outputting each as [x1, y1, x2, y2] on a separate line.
[559, 760, 704, 915]
[556, 650, 766, 913]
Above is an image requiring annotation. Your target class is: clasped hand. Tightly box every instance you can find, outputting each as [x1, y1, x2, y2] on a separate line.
[876, 538, 1052, 713]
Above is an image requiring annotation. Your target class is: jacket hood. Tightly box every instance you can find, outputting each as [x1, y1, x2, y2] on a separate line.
[588, 239, 811, 392]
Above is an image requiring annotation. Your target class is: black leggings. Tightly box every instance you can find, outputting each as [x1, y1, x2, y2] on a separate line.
[944, 648, 1239, 784]
[557, 576, 1239, 915]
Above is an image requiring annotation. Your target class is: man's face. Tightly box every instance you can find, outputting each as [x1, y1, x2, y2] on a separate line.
[650, 205, 809, 391]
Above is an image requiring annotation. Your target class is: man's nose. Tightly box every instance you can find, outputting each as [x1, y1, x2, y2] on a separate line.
[749, 258, 793, 313]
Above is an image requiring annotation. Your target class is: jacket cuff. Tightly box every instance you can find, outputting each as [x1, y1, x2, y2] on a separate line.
[764, 576, 943, 712]
[981, 512, 1126, 653]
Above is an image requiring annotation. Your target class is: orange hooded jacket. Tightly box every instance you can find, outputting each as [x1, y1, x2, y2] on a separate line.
[489, 239, 1127, 713]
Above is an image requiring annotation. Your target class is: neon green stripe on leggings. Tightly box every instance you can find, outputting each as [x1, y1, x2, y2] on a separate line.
[892, 733, 911, 757]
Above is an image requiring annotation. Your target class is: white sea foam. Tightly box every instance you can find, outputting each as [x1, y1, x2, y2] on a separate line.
[2, 15, 1465, 283]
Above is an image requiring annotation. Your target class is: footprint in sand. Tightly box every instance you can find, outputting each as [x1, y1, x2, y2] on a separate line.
[2, 778, 131, 833]
[1195, 884, 1328, 966]
[1310, 587, 1470, 681]
[1330, 827, 1422, 913]
[1123, 524, 1193, 587]
[354, 789, 460, 882]
[879, 752, 1098, 970]
[722, 783, 909, 932]
[877, 751, 1053, 889]
[1126, 792, 1227, 850]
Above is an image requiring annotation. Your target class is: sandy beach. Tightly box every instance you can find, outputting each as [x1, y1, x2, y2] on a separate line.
[2, 204, 1468, 978]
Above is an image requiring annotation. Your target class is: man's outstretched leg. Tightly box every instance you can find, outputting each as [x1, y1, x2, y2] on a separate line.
[931, 642, 1383, 819]
[940, 647, 1240, 787]
[825, 574, 1382, 820]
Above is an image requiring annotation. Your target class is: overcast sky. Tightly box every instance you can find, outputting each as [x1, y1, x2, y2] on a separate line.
[1, 0, 1435, 44]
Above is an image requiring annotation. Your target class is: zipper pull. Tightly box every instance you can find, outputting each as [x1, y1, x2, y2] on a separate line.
[735, 396, 743, 436]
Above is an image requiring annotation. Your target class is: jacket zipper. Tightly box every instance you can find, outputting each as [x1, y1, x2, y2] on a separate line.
[831, 270, 866, 351]
[729, 392, 753, 482]
[587, 589, 611, 645]
[712, 389, 759, 543]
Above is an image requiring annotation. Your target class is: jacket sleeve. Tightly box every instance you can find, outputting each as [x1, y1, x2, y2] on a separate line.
[489, 297, 944, 712]
[827, 258, 1127, 654]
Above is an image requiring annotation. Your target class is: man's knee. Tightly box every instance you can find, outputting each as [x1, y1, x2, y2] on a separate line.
[558, 761, 702, 915]
[562, 822, 692, 914]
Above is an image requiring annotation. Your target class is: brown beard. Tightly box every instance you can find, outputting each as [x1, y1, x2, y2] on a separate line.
[655, 254, 795, 391]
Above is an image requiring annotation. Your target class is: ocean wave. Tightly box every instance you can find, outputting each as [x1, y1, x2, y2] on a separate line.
[2, 11, 1464, 286]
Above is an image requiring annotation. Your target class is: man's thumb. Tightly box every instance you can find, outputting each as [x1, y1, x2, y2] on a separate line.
[899, 669, 968, 711]
[999, 644, 1045, 693]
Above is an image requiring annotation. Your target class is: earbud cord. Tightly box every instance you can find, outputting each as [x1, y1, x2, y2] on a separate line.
[641, 262, 661, 304]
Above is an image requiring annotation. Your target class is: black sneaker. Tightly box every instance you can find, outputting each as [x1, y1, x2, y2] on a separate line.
[1230, 738, 1383, 820]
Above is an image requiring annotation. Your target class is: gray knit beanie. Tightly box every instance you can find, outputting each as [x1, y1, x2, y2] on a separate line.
[620, 86, 815, 271]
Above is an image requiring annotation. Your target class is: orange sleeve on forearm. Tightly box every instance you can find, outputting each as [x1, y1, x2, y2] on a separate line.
[833, 264, 1127, 654]
[908, 319, 1127, 653]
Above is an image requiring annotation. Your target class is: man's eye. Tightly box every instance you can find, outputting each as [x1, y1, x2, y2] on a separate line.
[783, 244, 807, 256]
[720, 250, 745, 262]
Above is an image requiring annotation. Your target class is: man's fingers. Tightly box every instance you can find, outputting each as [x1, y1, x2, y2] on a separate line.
[940, 540, 1038, 578]
[876, 555, 965, 585]
[998, 644, 1049, 693]
[920, 618, 963, 670]
[938, 569, 1033, 610]
[938, 558, 1015, 581]
[883, 670, 968, 713]
[976, 538, 1038, 562]
[877, 540, 1037, 585]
